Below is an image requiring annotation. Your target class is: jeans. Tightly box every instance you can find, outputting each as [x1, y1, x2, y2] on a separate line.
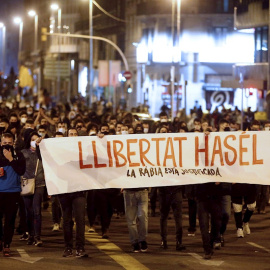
[51, 195, 62, 224]
[220, 195, 231, 235]
[23, 186, 44, 238]
[0, 192, 20, 247]
[123, 190, 148, 245]
[197, 197, 222, 254]
[58, 192, 86, 249]
[159, 191, 183, 242]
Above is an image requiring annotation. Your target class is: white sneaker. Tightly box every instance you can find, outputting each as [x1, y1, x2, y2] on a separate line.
[88, 226, 95, 233]
[52, 223, 60, 232]
[237, 228, 244, 238]
[243, 222, 251, 235]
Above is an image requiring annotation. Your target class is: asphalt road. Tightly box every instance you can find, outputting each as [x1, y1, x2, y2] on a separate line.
[1, 200, 270, 270]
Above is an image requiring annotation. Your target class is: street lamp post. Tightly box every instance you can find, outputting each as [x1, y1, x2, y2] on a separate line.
[28, 10, 39, 99]
[171, 0, 181, 120]
[14, 17, 23, 68]
[51, 4, 61, 102]
[0, 23, 6, 75]
[28, 10, 38, 52]
[89, 0, 93, 108]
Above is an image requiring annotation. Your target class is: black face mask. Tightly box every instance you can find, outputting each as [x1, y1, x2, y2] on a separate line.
[2, 144, 14, 156]
[101, 131, 109, 135]
[0, 127, 5, 133]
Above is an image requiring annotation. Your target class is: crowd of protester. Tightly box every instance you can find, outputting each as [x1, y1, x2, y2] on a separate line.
[0, 98, 269, 260]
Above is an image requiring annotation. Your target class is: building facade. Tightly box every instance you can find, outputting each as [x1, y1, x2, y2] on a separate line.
[125, 0, 256, 117]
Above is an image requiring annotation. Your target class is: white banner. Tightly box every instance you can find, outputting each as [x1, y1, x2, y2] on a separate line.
[39, 131, 269, 195]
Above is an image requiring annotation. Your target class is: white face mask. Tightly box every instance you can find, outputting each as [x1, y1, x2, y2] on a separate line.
[38, 132, 45, 137]
[160, 119, 167, 123]
[89, 130, 96, 135]
[143, 128, 149, 133]
[21, 117, 27, 124]
[58, 128, 66, 134]
[30, 140, 36, 149]
[121, 131, 128, 135]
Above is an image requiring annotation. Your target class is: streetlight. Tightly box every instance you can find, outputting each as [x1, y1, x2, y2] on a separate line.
[14, 17, 23, 68]
[89, 0, 93, 108]
[28, 10, 39, 100]
[28, 10, 38, 52]
[51, 3, 61, 102]
[0, 22, 6, 75]
[170, 0, 182, 120]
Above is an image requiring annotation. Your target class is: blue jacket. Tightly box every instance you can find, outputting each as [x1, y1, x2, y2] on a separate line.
[0, 148, 26, 192]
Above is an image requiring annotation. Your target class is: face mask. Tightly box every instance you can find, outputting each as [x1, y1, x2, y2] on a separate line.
[27, 111, 33, 115]
[121, 131, 128, 135]
[143, 128, 149, 133]
[160, 119, 167, 123]
[2, 144, 13, 151]
[265, 127, 270, 131]
[89, 130, 96, 136]
[101, 131, 109, 135]
[21, 118, 27, 124]
[0, 127, 5, 132]
[2, 144, 14, 156]
[38, 132, 45, 137]
[58, 128, 66, 134]
[30, 140, 36, 149]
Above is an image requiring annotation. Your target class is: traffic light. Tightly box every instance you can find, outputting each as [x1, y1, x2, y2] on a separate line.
[127, 84, 132, 93]
[41, 27, 47, 41]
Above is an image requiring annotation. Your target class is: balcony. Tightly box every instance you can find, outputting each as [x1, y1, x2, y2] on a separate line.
[233, 62, 267, 86]
[235, 0, 269, 29]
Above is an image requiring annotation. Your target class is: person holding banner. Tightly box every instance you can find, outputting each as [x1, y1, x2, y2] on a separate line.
[218, 119, 232, 247]
[21, 131, 45, 247]
[231, 183, 257, 238]
[0, 132, 26, 257]
[195, 182, 223, 260]
[123, 187, 149, 252]
[58, 128, 88, 258]
[159, 185, 185, 251]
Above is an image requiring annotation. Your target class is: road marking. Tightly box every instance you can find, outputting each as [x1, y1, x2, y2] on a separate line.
[247, 242, 270, 253]
[188, 253, 224, 266]
[11, 249, 43, 264]
[85, 228, 149, 270]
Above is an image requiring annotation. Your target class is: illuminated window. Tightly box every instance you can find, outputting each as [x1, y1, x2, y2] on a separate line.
[255, 27, 268, 63]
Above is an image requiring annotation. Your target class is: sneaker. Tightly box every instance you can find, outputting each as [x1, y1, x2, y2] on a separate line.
[88, 227, 95, 233]
[132, 243, 140, 253]
[237, 228, 244, 238]
[160, 241, 168, 249]
[63, 247, 73, 257]
[243, 222, 251, 235]
[20, 232, 29, 241]
[140, 241, 148, 252]
[187, 232, 195, 237]
[76, 248, 88, 258]
[203, 251, 213, 260]
[52, 223, 60, 232]
[3, 247, 11, 257]
[27, 236, 35, 245]
[176, 241, 186, 251]
[102, 230, 109, 239]
[34, 237, 43, 247]
[213, 242, 221, 250]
